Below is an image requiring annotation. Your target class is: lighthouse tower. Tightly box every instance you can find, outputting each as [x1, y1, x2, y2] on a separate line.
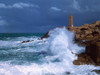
[68, 14, 73, 28]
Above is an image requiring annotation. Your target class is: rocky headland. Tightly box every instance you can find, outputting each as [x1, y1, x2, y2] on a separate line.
[41, 21, 100, 66]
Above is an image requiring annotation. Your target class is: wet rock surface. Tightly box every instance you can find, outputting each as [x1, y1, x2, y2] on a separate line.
[91, 70, 100, 74]
[22, 40, 34, 43]
[73, 53, 95, 65]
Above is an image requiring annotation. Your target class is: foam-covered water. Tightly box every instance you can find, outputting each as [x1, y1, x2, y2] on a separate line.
[0, 28, 100, 75]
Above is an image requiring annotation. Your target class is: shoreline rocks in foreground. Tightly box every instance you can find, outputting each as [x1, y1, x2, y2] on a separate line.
[22, 40, 34, 43]
[41, 21, 100, 66]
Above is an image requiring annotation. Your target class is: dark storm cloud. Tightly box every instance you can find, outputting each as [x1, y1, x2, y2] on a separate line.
[77, 0, 100, 12]
[0, 0, 100, 33]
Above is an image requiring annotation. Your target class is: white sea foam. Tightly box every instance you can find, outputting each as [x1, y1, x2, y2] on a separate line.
[0, 28, 100, 75]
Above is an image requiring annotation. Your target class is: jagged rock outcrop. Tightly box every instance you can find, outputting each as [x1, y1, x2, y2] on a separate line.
[72, 21, 100, 65]
[41, 21, 100, 65]
[73, 53, 95, 65]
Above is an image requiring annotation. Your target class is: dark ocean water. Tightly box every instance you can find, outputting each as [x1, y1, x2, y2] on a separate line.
[0, 33, 45, 64]
[0, 33, 44, 40]
[0, 29, 99, 75]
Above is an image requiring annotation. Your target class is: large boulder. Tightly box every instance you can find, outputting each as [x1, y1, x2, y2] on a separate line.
[73, 21, 100, 65]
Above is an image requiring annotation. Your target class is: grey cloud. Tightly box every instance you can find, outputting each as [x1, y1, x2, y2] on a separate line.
[0, 16, 7, 26]
[50, 7, 61, 11]
[73, 0, 80, 11]
[0, 2, 39, 9]
[77, 0, 100, 12]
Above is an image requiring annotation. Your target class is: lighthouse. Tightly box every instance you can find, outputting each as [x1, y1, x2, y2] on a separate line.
[68, 14, 73, 28]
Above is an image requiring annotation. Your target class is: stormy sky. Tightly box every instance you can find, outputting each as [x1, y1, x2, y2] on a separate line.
[0, 0, 100, 33]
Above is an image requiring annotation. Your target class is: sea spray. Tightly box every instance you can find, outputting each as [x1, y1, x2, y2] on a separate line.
[0, 28, 100, 75]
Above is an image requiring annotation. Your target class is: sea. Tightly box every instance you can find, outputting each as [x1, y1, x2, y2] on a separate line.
[0, 28, 100, 75]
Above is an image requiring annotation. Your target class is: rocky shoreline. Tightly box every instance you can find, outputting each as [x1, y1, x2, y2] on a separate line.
[41, 21, 100, 66]
[21, 21, 100, 66]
